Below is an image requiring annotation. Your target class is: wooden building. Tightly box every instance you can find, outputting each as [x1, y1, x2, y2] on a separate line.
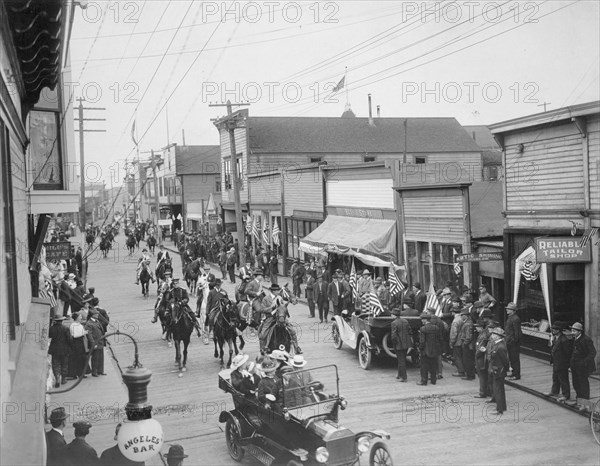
[490, 100, 600, 360]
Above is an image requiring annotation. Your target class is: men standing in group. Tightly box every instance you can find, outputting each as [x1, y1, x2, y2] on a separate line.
[305, 271, 316, 318]
[413, 283, 426, 312]
[391, 307, 411, 382]
[545, 321, 573, 402]
[46, 407, 68, 466]
[488, 327, 510, 415]
[48, 315, 71, 387]
[417, 313, 441, 386]
[569, 322, 597, 407]
[315, 274, 329, 323]
[328, 273, 348, 319]
[504, 302, 522, 380]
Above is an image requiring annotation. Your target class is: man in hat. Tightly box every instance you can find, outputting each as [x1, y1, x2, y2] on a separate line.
[412, 283, 426, 312]
[459, 308, 475, 380]
[545, 322, 573, 402]
[85, 309, 105, 377]
[99, 423, 145, 465]
[449, 304, 465, 377]
[470, 301, 484, 324]
[478, 284, 496, 313]
[230, 353, 259, 397]
[315, 274, 329, 323]
[257, 357, 283, 409]
[504, 302, 522, 380]
[429, 308, 448, 379]
[63, 420, 98, 465]
[238, 261, 253, 282]
[291, 258, 306, 298]
[328, 274, 348, 319]
[46, 407, 68, 466]
[90, 297, 109, 334]
[305, 270, 316, 318]
[163, 444, 188, 466]
[204, 278, 228, 334]
[569, 322, 597, 404]
[488, 327, 509, 414]
[234, 270, 252, 304]
[417, 313, 441, 385]
[269, 252, 279, 285]
[391, 307, 411, 382]
[48, 316, 71, 387]
[356, 270, 374, 313]
[156, 244, 171, 267]
[474, 319, 492, 399]
[135, 249, 155, 285]
[287, 355, 317, 406]
[258, 284, 302, 354]
[226, 246, 237, 283]
[167, 278, 201, 336]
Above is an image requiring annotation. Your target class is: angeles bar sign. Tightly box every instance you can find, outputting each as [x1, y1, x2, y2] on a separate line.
[454, 252, 503, 263]
[535, 236, 591, 263]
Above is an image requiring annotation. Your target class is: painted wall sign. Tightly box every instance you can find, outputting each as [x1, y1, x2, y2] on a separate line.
[535, 236, 591, 262]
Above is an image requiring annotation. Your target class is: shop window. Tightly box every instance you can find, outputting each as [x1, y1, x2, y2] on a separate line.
[224, 159, 232, 189]
[433, 243, 462, 291]
[553, 263, 584, 324]
[215, 178, 221, 192]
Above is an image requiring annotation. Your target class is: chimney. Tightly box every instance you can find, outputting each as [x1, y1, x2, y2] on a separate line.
[182, 129, 186, 146]
[368, 94, 374, 126]
[377, 105, 381, 117]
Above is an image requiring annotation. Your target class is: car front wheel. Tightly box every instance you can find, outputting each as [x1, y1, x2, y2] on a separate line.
[369, 441, 393, 466]
[358, 337, 372, 370]
[332, 322, 343, 349]
[225, 417, 244, 462]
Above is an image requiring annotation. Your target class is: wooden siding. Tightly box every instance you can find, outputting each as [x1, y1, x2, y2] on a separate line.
[397, 157, 482, 186]
[327, 179, 394, 209]
[182, 173, 219, 217]
[504, 125, 584, 211]
[249, 172, 281, 205]
[219, 126, 248, 204]
[402, 194, 465, 243]
[284, 167, 323, 214]
[588, 114, 600, 212]
[327, 165, 391, 181]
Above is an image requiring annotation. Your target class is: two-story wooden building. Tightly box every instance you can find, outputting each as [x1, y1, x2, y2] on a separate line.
[1, 2, 80, 463]
[490, 100, 600, 360]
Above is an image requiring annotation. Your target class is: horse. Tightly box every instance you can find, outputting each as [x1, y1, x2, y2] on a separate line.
[156, 259, 173, 292]
[212, 298, 241, 369]
[155, 291, 172, 346]
[147, 235, 157, 255]
[184, 259, 203, 295]
[264, 283, 298, 354]
[170, 301, 194, 376]
[126, 235, 136, 255]
[140, 264, 151, 297]
[85, 231, 95, 248]
[134, 229, 142, 249]
[99, 237, 111, 258]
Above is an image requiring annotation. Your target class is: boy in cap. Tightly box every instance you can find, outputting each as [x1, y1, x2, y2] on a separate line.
[46, 407, 68, 466]
[64, 420, 98, 465]
[164, 444, 188, 466]
[569, 322, 597, 405]
[545, 322, 572, 402]
[488, 327, 509, 414]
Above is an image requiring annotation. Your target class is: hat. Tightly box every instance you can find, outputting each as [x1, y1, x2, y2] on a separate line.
[269, 283, 281, 292]
[374, 277, 382, 284]
[261, 357, 278, 373]
[142, 249, 148, 252]
[253, 270, 264, 276]
[420, 312, 431, 320]
[505, 302, 518, 311]
[491, 327, 505, 337]
[215, 278, 222, 286]
[442, 287, 451, 295]
[172, 278, 180, 283]
[413, 282, 422, 290]
[203, 265, 211, 271]
[480, 309, 492, 319]
[49, 407, 68, 422]
[426, 306, 438, 314]
[290, 355, 307, 368]
[392, 307, 402, 316]
[73, 420, 92, 429]
[460, 308, 470, 316]
[487, 320, 500, 329]
[270, 349, 288, 361]
[88, 308, 99, 316]
[164, 445, 188, 460]
[68, 273, 75, 279]
[571, 322, 584, 331]
[53, 315, 66, 321]
[362, 270, 371, 276]
[231, 353, 249, 370]
[473, 301, 484, 308]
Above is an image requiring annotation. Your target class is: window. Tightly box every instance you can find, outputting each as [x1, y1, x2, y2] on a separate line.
[310, 157, 322, 164]
[224, 159, 232, 190]
[418, 242, 431, 290]
[415, 156, 426, 164]
[29, 110, 62, 190]
[285, 218, 321, 260]
[215, 177, 221, 192]
[432, 243, 463, 291]
[364, 155, 375, 162]
[159, 178, 163, 196]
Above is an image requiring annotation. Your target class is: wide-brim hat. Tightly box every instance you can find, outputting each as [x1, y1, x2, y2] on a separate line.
[171, 278, 180, 283]
[270, 349, 288, 361]
[203, 265, 211, 271]
[571, 322, 584, 331]
[231, 353, 249, 370]
[426, 306, 437, 314]
[505, 302, 518, 311]
[362, 270, 371, 276]
[392, 307, 402, 316]
[261, 357, 278, 373]
[142, 249, 148, 252]
[420, 313, 431, 320]
[442, 287, 452, 296]
[491, 327, 505, 337]
[269, 284, 281, 291]
[290, 355, 307, 368]
[49, 407, 68, 422]
[68, 273, 76, 279]
[164, 445, 188, 459]
[253, 270, 264, 276]
[473, 301, 484, 308]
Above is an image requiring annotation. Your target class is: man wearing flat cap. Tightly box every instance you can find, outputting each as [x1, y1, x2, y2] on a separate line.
[164, 445, 187, 466]
[488, 327, 509, 414]
[417, 313, 441, 385]
[48, 316, 71, 387]
[459, 309, 475, 380]
[504, 302, 522, 380]
[46, 407, 68, 466]
[545, 322, 573, 402]
[63, 421, 98, 465]
[569, 322, 597, 404]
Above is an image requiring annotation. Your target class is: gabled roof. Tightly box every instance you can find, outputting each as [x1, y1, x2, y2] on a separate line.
[175, 145, 221, 175]
[246, 117, 481, 154]
[463, 125, 500, 150]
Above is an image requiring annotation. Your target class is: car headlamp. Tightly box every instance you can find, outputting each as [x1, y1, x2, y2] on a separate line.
[357, 436, 370, 453]
[315, 446, 329, 463]
[339, 397, 348, 410]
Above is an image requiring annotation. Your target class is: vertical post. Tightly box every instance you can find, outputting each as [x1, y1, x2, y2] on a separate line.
[151, 150, 162, 246]
[78, 98, 85, 230]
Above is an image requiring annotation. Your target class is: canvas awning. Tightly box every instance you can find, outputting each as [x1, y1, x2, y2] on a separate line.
[299, 215, 397, 267]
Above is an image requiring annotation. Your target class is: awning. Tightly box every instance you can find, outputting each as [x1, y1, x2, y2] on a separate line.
[299, 215, 397, 267]
[158, 219, 172, 226]
[186, 213, 204, 221]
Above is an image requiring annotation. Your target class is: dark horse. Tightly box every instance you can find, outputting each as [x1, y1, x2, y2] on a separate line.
[156, 292, 172, 345]
[147, 235, 157, 255]
[156, 259, 173, 293]
[134, 229, 142, 249]
[184, 258, 203, 296]
[170, 301, 194, 376]
[140, 264, 151, 297]
[212, 298, 242, 369]
[99, 237, 111, 258]
[86, 231, 95, 248]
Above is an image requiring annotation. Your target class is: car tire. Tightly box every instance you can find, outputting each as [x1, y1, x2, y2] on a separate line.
[382, 331, 396, 358]
[225, 417, 245, 462]
[358, 337, 372, 370]
[332, 322, 343, 349]
[369, 441, 393, 466]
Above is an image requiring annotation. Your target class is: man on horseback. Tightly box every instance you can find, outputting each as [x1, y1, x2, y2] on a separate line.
[156, 244, 171, 266]
[135, 249, 155, 285]
[160, 278, 201, 337]
[258, 284, 302, 355]
[151, 276, 172, 323]
[204, 279, 229, 338]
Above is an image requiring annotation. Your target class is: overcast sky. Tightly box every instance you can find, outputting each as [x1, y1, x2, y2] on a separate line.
[69, 0, 600, 185]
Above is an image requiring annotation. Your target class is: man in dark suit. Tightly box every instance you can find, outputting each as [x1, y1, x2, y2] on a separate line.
[413, 283, 426, 312]
[46, 407, 68, 466]
[545, 321, 573, 401]
[488, 327, 510, 414]
[99, 423, 145, 465]
[48, 316, 71, 387]
[417, 313, 441, 385]
[315, 275, 329, 323]
[504, 302, 522, 380]
[391, 307, 411, 382]
[85, 309, 105, 377]
[327, 274, 348, 319]
[305, 271, 316, 318]
[63, 421, 98, 465]
[570, 322, 597, 403]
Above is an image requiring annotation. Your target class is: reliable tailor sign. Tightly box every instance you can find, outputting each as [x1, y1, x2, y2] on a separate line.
[455, 252, 503, 263]
[535, 237, 592, 263]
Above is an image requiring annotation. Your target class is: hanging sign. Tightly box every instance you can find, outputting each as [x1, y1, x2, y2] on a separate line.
[43, 242, 71, 262]
[454, 252, 503, 262]
[535, 236, 591, 263]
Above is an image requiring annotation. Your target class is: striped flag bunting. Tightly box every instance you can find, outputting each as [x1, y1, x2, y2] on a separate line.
[516, 246, 539, 281]
[262, 227, 269, 244]
[252, 216, 260, 241]
[425, 282, 442, 317]
[349, 259, 358, 302]
[453, 248, 461, 275]
[388, 263, 404, 296]
[570, 221, 577, 237]
[579, 227, 598, 247]
[370, 291, 385, 316]
[245, 215, 252, 234]
[40, 279, 57, 308]
[272, 218, 280, 246]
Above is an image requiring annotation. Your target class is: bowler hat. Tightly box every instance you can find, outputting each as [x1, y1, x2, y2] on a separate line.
[164, 445, 188, 459]
[426, 306, 437, 314]
[571, 322, 584, 331]
[290, 355, 307, 368]
[269, 283, 281, 291]
[49, 407, 68, 422]
[253, 270, 264, 276]
[505, 302, 518, 311]
[420, 312, 431, 320]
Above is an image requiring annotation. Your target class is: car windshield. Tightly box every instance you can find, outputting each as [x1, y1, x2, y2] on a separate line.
[281, 365, 340, 417]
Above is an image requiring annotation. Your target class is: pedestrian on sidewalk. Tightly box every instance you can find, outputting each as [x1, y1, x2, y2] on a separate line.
[85, 309, 105, 377]
[488, 327, 509, 415]
[305, 271, 316, 318]
[67, 312, 91, 380]
[315, 274, 329, 323]
[291, 258, 305, 298]
[163, 445, 188, 466]
[569, 322, 597, 405]
[504, 302, 522, 380]
[459, 309, 475, 380]
[46, 407, 68, 466]
[391, 307, 410, 382]
[450, 306, 465, 377]
[99, 423, 145, 465]
[545, 321, 573, 402]
[48, 315, 71, 387]
[473, 319, 491, 399]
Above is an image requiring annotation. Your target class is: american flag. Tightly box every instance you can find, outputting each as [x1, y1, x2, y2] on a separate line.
[370, 291, 385, 316]
[516, 246, 539, 281]
[425, 282, 442, 316]
[39, 279, 57, 308]
[570, 221, 577, 237]
[245, 215, 252, 234]
[262, 226, 270, 244]
[272, 218, 280, 246]
[388, 263, 404, 296]
[453, 248, 461, 275]
[579, 227, 598, 247]
[349, 259, 358, 302]
[252, 217, 260, 241]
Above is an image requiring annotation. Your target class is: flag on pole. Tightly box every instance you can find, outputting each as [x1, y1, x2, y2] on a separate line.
[388, 263, 404, 297]
[131, 120, 137, 146]
[370, 291, 384, 316]
[332, 76, 345, 94]
[425, 282, 442, 316]
[252, 217, 260, 240]
[453, 248, 461, 275]
[579, 227, 598, 247]
[349, 259, 358, 302]
[272, 218, 280, 246]
[39, 280, 57, 308]
[245, 215, 252, 234]
[515, 246, 539, 281]
[570, 221, 577, 236]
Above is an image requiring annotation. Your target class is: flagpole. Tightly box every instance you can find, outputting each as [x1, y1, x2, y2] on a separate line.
[344, 66, 348, 105]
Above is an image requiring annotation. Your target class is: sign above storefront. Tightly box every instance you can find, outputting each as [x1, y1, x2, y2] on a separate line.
[535, 236, 592, 263]
[455, 252, 503, 262]
[44, 241, 71, 262]
[327, 206, 395, 220]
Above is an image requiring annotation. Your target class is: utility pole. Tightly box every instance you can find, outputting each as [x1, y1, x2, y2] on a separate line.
[151, 150, 162, 246]
[210, 100, 249, 265]
[75, 98, 106, 232]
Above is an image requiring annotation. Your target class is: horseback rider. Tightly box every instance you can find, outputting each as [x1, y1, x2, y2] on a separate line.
[135, 249, 155, 284]
[204, 279, 229, 338]
[156, 244, 171, 266]
[258, 283, 302, 355]
[235, 273, 252, 304]
[161, 278, 201, 336]
[196, 265, 212, 317]
[151, 275, 172, 323]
